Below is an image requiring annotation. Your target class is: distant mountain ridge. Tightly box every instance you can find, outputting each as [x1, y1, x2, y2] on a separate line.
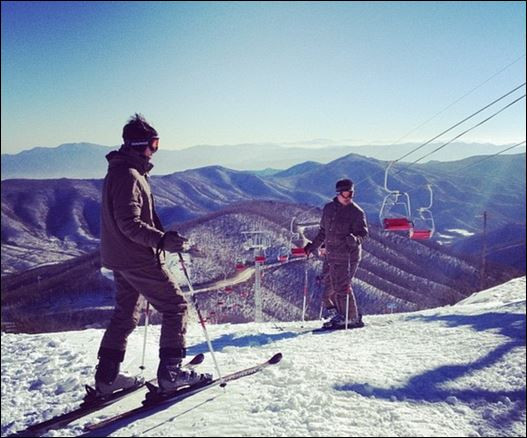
[1, 153, 524, 275]
[1, 143, 112, 180]
[2, 141, 525, 179]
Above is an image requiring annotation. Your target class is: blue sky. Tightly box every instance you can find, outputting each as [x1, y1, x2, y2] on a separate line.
[1, 1, 525, 154]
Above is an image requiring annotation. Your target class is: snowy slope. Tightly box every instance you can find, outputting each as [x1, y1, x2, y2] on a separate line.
[1, 277, 525, 437]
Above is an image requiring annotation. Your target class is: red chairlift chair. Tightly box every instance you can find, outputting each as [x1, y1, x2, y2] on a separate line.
[253, 246, 266, 264]
[383, 215, 413, 231]
[379, 161, 413, 232]
[409, 184, 435, 240]
[410, 228, 432, 240]
[277, 246, 289, 263]
[291, 247, 307, 257]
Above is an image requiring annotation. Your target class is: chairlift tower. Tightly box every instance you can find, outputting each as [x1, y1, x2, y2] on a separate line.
[242, 231, 271, 322]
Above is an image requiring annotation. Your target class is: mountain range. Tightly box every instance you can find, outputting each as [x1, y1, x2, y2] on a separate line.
[1, 200, 518, 334]
[2, 152, 525, 276]
[2, 141, 525, 179]
[2, 145, 524, 334]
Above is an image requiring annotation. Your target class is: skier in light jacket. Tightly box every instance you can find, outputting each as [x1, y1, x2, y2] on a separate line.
[96, 114, 209, 395]
[304, 178, 368, 329]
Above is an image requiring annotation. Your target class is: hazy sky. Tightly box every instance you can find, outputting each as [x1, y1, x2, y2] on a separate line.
[1, 1, 526, 154]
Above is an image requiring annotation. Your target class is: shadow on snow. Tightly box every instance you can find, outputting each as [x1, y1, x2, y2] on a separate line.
[187, 329, 305, 356]
[335, 311, 526, 434]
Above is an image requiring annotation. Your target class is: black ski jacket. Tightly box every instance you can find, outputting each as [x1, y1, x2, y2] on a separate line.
[310, 197, 368, 262]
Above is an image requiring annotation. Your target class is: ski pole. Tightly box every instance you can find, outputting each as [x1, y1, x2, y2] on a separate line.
[316, 275, 324, 320]
[345, 294, 350, 331]
[178, 253, 225, 386]
[301, 262, 308, 323]
[140, 301, 150, 373]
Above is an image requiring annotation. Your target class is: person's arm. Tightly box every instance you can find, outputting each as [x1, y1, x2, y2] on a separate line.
[349, 209, 369, 246]
[304, 207, 327, 254]
[310, 223, 326, 250]
[112, 174, 164, 248]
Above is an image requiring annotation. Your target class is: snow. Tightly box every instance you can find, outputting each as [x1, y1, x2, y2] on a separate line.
[446, 229, 476, 237]
[1, 277, 525, 437]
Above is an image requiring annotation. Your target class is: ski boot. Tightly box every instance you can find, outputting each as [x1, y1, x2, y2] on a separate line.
[157, 357, 212, 394]
[325, 313, 365, 330]
[323, 307, 339, 321]
[322, 311, 344, 329]
[94, 356, 139, 396]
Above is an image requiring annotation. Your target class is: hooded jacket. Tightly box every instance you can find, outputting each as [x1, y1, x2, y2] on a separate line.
[310, 197, 368, 262]
[100, 148, 164, 270]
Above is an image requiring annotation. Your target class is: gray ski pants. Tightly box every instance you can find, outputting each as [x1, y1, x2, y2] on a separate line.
[321, 256, 360, 321]
[99, 264, 188, 357]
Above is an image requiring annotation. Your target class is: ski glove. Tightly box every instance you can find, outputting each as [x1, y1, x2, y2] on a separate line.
[304, 242, 314, 257]
[160, 231, 189, 253]
[186, 245, 206, 258]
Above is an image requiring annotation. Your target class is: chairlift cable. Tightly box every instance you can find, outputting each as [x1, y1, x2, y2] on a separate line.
[353, 82, 526, 188]
[397, 139, 526, 199]
[486, 240, 526, 254]
[367, 54, 526, 160]
[443, 140, 526, 175]
[391, 139, 525, 200]
[396, 83, 526, 163]
[393, 94, 526, 174]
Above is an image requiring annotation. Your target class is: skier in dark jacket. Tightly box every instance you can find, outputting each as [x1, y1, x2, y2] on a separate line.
[96, 114, 209, 395]
[304, 178, 368, 329]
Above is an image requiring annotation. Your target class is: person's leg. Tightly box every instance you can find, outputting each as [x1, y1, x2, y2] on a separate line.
[347, 250, 363, 325]
[330, 262, 359, 323]
[98, 271, 142, 357]
[117, 264, 188, 359]
[96, 271, 143, 391]
[118, 263, 209, 391]
[322, 260, 337, 311]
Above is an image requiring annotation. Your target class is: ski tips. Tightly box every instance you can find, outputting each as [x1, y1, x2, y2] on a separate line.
[145, 381, 158, 393]
[189, 353, 205, 366]
[268, 353, 283, 365]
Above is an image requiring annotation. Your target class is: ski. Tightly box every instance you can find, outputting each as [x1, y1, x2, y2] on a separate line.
[83, 352, 283, 433]
[9, 353, 204, 437]
[311, 322, 365, 334]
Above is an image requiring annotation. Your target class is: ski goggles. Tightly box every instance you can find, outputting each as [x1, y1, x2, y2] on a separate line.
[148, 137, 159, 152]
[338, 190, 353, 199]
[127, 136, 159, 152]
